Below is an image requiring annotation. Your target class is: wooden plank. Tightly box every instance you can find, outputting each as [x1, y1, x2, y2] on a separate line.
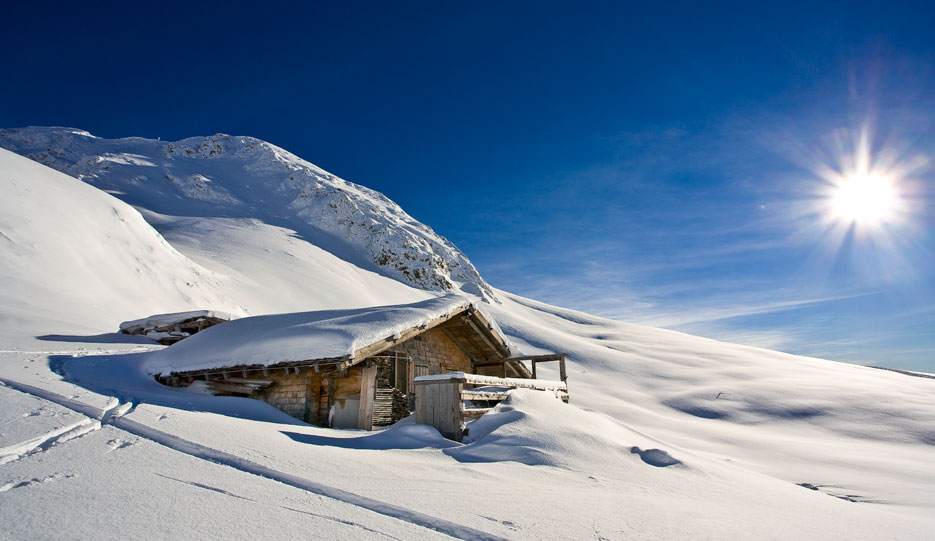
[461, 408, 492, 419]
[414, 373, 468, 384]
[461, 373, 566, 391]
[471, 361, 507, 368]
[220, 377, 274, 386]
[326, 378, 335, 426]
[461, 391, 511, 401]
[415, 379, 435, 427]
[437, 382, 463, 441]
[357, 364, 377, 431]
[503, 353, 567, 363]
[204, 382, 259, 395]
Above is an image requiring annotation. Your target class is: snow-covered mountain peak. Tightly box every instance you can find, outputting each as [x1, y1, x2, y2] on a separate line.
[0, 126, 496, 301]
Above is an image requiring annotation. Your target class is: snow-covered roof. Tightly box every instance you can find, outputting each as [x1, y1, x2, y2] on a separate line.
[145, 295, 509, 377]
[119, 310, 233, 334]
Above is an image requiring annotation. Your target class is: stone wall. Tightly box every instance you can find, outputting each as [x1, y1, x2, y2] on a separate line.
[392, 327, 472, 374]
[255, 370, 320, 422]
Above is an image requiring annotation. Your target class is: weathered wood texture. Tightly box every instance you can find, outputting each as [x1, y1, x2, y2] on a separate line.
[415, 372, 570, 441]
[505, 353, 568, 382]
[415, 380, 464, 441]
[357, 364, 376, 431]
[461, 390, 511, 401]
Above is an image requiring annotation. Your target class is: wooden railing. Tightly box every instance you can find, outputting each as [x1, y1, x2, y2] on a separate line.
[414, 372, 568, 441]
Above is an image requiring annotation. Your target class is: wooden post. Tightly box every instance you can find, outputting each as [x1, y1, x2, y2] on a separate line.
[357, 364, 377, 431]
[559, 355, 567, 382]
[531, 360, 537, 379]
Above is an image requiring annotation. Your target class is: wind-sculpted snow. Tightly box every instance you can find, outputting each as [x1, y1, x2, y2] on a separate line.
[0, 147, 245, 335]
[0, 127, 496, 301]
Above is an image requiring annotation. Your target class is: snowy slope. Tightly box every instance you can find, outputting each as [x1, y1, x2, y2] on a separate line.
[0, 127, 495, 301]
[0, 147, 244, 339]
[486, 291, 935, 509]
[1, 137, 933, 539]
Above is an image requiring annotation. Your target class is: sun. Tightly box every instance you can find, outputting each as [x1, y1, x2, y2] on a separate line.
[810, 126, 917, 234]
[831, 173, 896, 224]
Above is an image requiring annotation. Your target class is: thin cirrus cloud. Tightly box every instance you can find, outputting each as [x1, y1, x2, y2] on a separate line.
[474, 95, 933, 371]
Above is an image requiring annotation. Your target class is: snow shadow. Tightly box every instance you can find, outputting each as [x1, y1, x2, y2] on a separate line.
[37, 332, 155, 345]
[630, 446, 682, 467]
[281, 421, 459, 451]
[50, 353, 307, 426]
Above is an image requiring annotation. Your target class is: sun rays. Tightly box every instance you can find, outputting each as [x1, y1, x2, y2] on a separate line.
[784, 123, 930, 286]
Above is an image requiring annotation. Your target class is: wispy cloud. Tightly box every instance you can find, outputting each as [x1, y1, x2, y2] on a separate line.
[475, 83, 934, 371]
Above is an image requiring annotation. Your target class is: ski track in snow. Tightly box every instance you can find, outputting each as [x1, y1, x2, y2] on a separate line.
[155, 473, 405, 540]
[0, 418, 100, 466]
[0, 376, 505, 541]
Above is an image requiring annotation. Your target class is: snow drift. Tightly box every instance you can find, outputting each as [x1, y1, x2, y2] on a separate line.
[0, 147, 243, 336]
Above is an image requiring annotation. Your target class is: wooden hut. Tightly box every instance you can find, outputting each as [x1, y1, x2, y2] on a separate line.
[119, 310, 232, 344]
[150, 296, 561, 430]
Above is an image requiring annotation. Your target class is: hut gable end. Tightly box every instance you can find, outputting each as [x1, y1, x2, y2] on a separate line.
[392, 327, 473, 375]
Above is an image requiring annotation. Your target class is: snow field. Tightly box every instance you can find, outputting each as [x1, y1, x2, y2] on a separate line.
[1, 132, 933, 539]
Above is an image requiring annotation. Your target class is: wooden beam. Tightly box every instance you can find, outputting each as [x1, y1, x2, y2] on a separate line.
[461, 407, 492, 419]
[506, 360, 533, 379]
[461, 391, 511, 401]
[221, 377, 274, 386]
[471, 360, 508, 368]
[504, 353, 567, 363]
[357, 364, 377, 431]
[467, 308, 510, 353]
[461, 315, 500, 356]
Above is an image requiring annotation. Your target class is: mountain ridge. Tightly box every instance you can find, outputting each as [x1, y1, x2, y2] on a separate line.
[0, 126, 496, 302]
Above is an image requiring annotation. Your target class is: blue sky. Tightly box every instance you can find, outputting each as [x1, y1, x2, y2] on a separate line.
[1, 1, 932, 370]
